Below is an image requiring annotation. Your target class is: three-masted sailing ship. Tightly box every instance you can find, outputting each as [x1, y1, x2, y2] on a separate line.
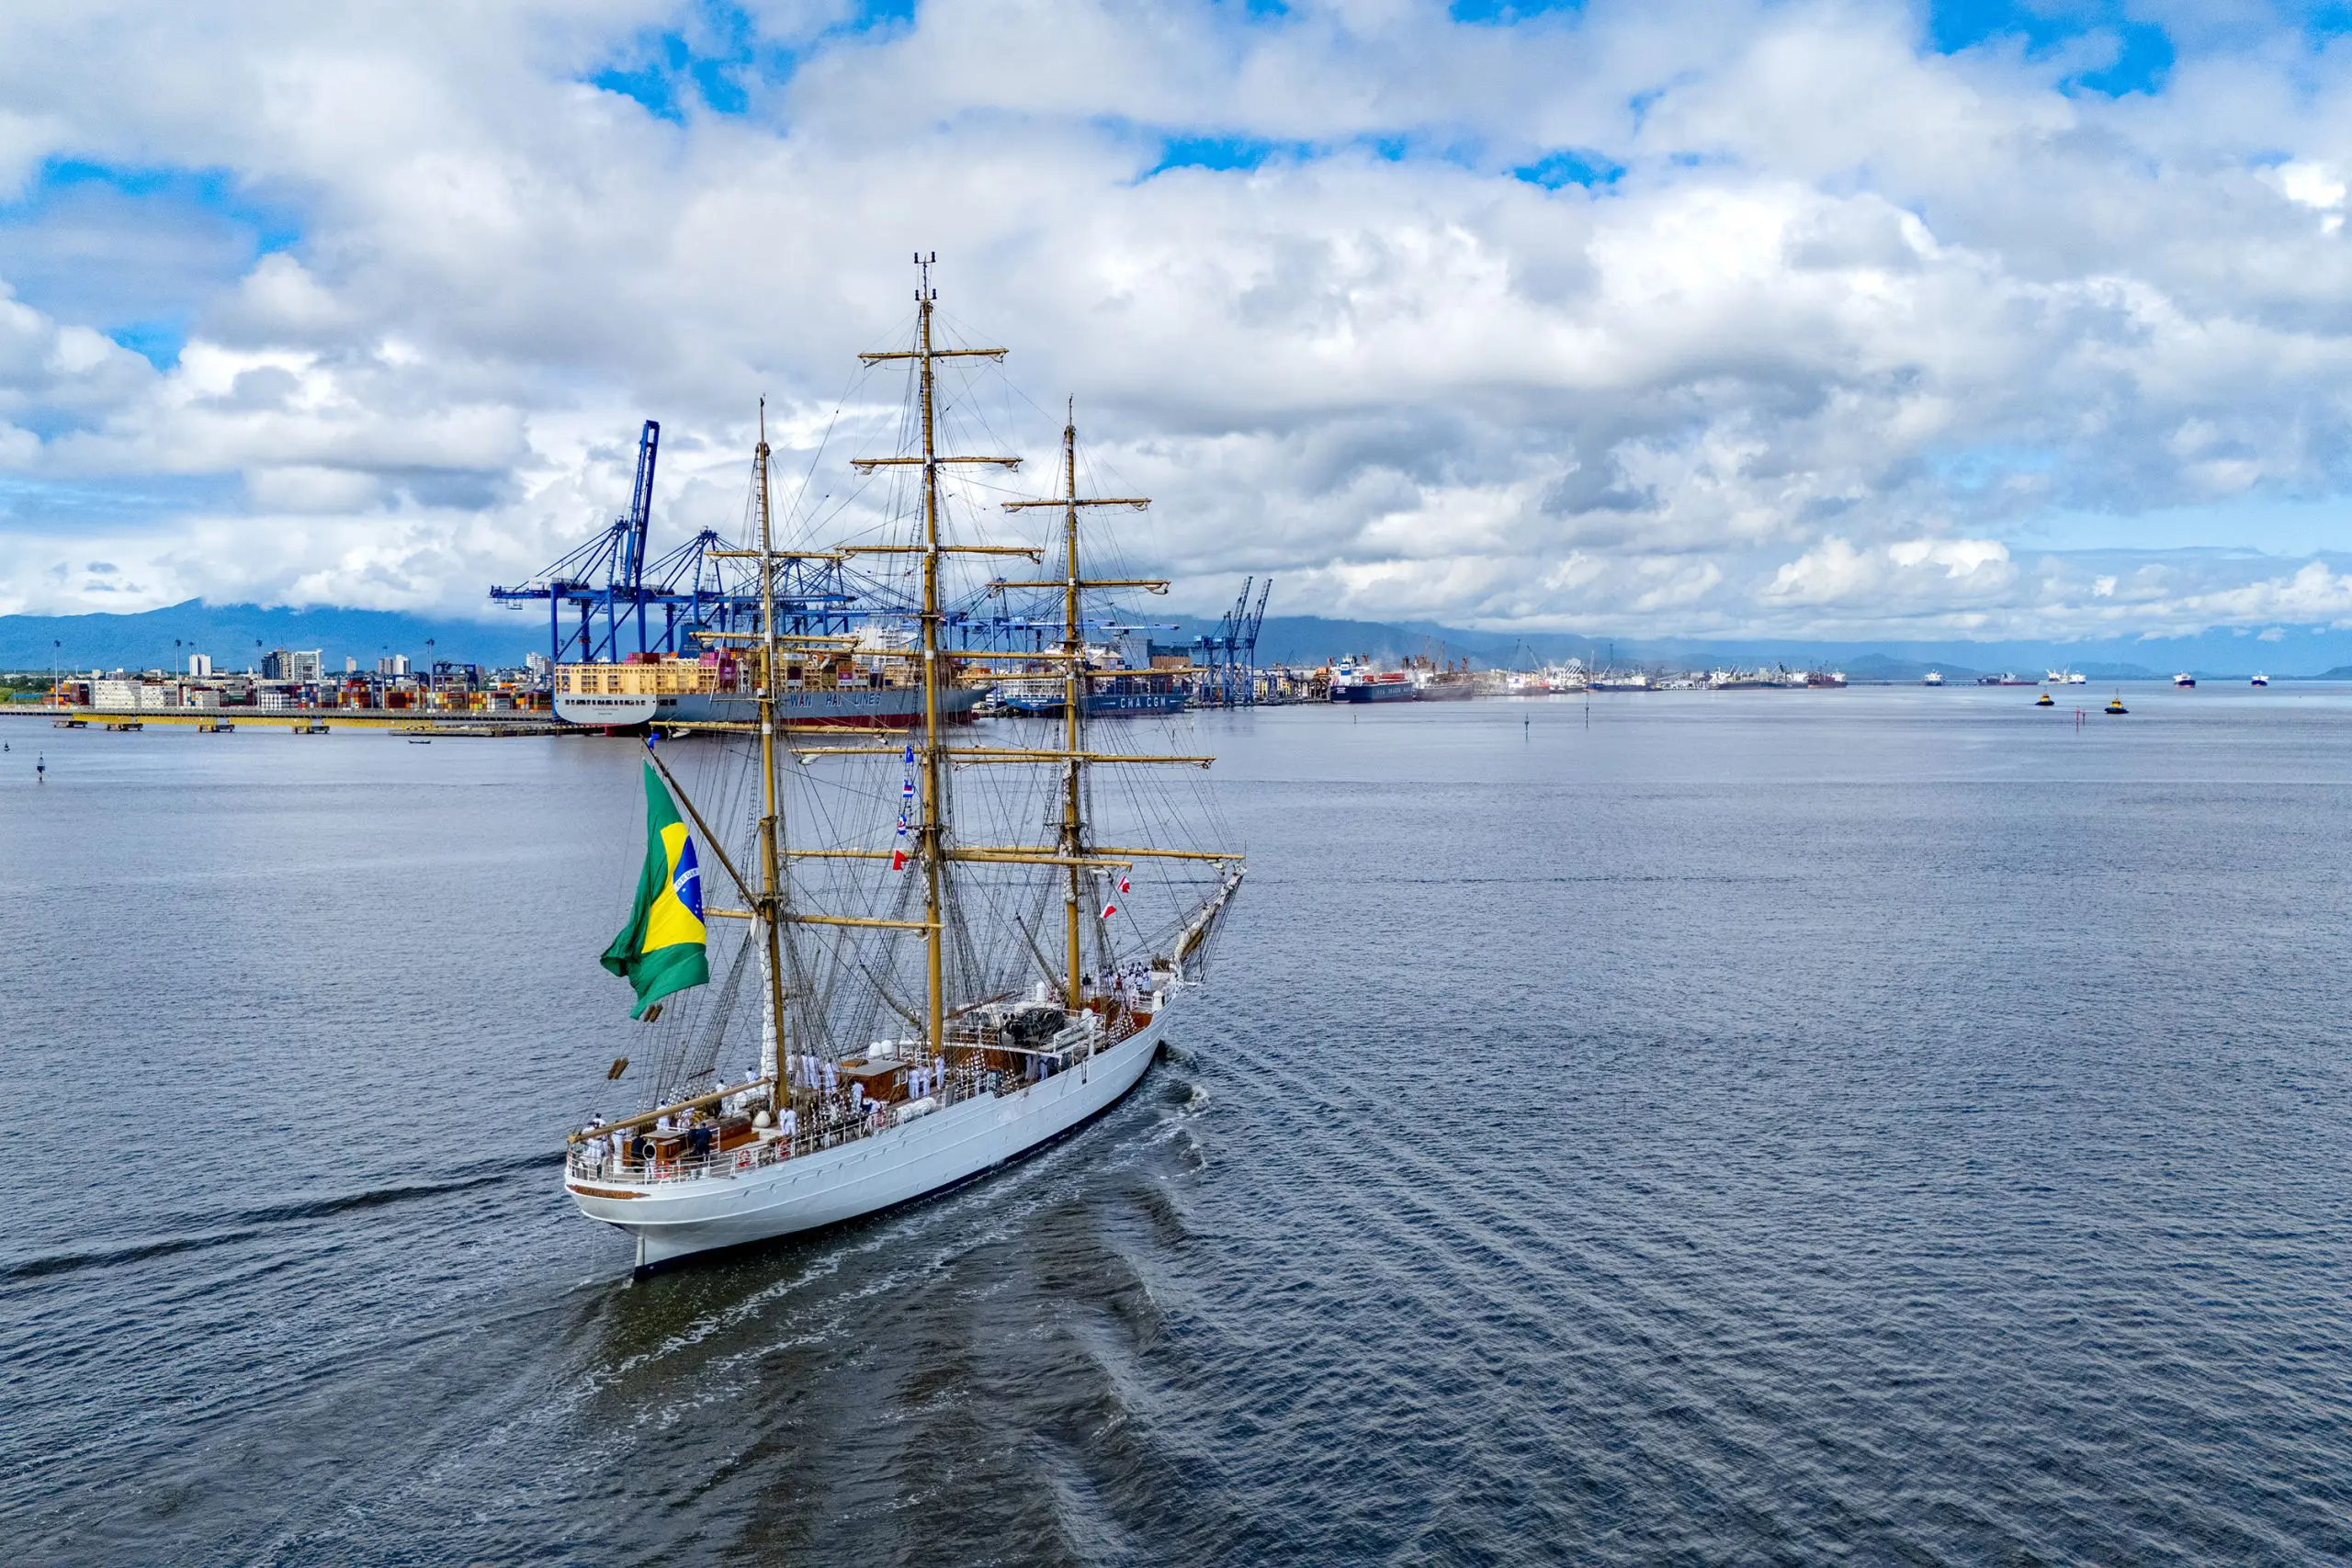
[564, 260, 1245, 1268]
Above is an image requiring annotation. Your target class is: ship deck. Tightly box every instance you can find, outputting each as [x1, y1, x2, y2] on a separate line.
[567, 994, 1160, 1189]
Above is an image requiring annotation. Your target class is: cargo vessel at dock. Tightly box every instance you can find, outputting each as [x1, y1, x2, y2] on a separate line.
[994, 665, 1191, 718]
[552, 653, 981, 728]
[1331, 659, 1419, 703]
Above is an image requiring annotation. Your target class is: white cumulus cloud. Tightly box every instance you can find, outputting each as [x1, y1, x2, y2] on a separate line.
[0, 0, 2349, 643]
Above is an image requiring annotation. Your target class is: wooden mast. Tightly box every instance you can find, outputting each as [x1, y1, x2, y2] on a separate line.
[590, 266, 1245, 1147]
[755, 402, 789, 1116]
[854, 254, 1018, 1053]
[1058, 412, 1083, 1006]
[916, 263, 946, 1051]
[1001, 409, 1156, 1006]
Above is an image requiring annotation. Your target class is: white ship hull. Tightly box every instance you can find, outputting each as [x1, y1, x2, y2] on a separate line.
[567, 1005, 1172, 1269]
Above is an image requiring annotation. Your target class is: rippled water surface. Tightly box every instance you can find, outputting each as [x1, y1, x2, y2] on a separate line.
[6, 687, 2352, 1564]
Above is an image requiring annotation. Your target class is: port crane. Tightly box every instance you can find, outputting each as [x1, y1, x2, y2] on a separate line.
[1191, 576, 1270, 705]
[494, 414, 1192, 675]
[492, 420, 671, 664]
[492, 419, 861, 666]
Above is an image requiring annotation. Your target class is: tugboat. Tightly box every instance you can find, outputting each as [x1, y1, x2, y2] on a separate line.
[2106, 694, 2129, 715]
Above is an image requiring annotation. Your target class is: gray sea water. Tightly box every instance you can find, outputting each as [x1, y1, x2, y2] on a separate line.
[4, 685, 2351, 1564]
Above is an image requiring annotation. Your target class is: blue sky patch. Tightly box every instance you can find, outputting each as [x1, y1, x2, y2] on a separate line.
[1513, 149, 1624, 189]
[589, 0, 769, 120]
[1138, 128, 1510, 182]
[1928, 1, 2173, 96]
[0, 159, 302, 368]
[2026, 495, 2352, 555]
[2072, 21, 2173, 96]
[107, 321, 188, 367]
[1449, 0, 1583, 23]
[1934, 445, 2059, 491]
[1146, 134, 1312, 176]
[27, 162, 302, 253]
[0, 472, 245, 532]
[589, 0, 927, 119]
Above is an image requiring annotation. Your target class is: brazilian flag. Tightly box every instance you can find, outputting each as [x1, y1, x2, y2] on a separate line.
[601, 763, 710, 1017]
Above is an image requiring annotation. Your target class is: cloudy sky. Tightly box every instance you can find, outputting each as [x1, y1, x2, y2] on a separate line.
[3, 0, 2352, 641]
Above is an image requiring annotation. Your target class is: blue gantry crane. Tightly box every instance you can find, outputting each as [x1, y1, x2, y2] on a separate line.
[492, 420, 671, 664]
[492, 421, 867, 666]
[496, 418, 1220, 673]
[1192, 576, 1271, 705]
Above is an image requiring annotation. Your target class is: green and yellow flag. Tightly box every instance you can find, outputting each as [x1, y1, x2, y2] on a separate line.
[601, 762, 710, 1018]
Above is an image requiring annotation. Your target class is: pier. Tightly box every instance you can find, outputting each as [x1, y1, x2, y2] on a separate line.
[5, 704, 572, 736]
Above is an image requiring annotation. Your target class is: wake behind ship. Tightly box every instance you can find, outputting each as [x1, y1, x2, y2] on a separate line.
[561, 260, 1244, 1268]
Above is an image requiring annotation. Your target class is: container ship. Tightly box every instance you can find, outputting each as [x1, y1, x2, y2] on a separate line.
[993, 659, 1191, 717]
[1331, 659, 1419, 703]
[554, 649, 982, 728]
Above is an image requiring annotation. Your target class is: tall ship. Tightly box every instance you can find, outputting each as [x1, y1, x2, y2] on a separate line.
[564, 263, 1244, 1268]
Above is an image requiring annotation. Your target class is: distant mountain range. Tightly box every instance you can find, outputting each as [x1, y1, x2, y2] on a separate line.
[5, 598, 2348, 680]
[0, 600, 554, 672]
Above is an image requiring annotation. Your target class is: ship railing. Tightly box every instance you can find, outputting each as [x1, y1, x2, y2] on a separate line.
[567, 1023, 1169, 1187]
[567, 1066, 987, 1184]
[569, 1142, 782, 1185]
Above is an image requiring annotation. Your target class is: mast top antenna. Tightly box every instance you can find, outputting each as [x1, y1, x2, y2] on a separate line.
[915, 250, 937, 300]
